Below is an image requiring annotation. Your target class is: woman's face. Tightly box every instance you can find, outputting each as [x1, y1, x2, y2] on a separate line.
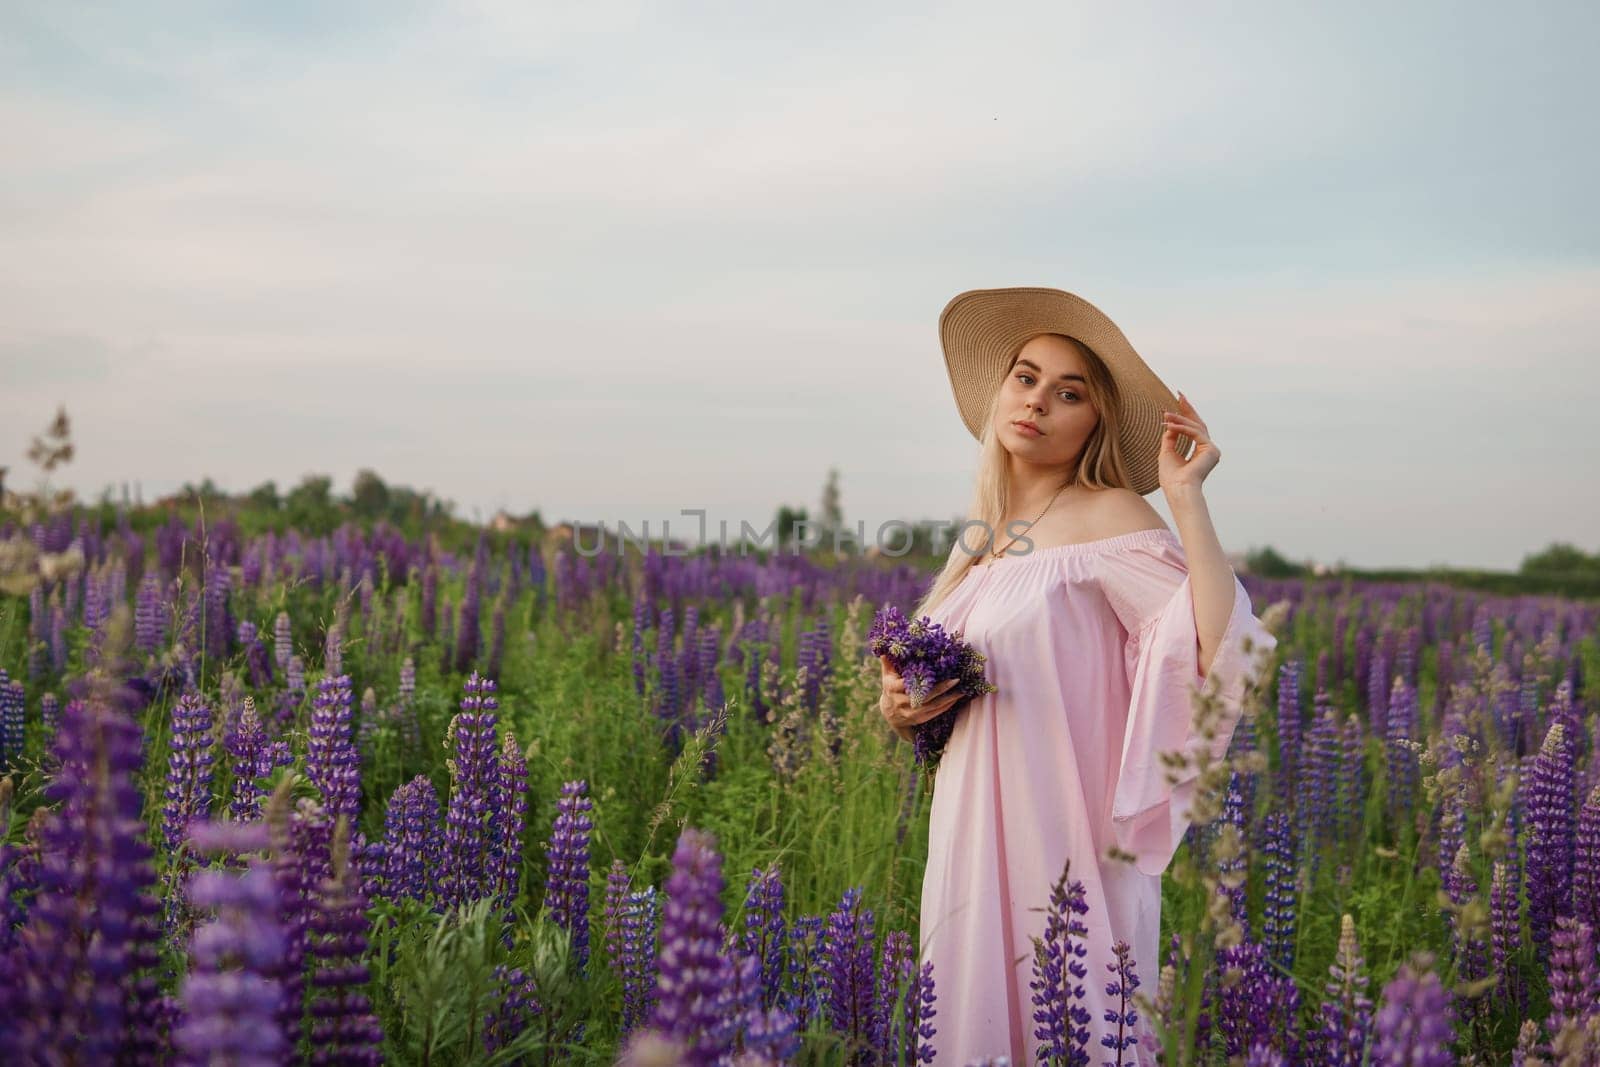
[990, 334, 1101, 466]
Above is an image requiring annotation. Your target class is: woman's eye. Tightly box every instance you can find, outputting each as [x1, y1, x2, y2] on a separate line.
[1060, 392, 1078, 402]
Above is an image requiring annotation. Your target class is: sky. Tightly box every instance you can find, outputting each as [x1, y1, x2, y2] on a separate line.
[2, 1, 1596, 571]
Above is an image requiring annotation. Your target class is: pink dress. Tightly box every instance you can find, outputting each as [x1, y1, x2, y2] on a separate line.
[918, 527, 1278, 1066]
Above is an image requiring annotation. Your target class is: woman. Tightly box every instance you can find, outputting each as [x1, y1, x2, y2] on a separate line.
[877, 287, 1279, 1065]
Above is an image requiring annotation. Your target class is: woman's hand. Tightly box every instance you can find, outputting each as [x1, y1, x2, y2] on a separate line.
[878, 655, 964, 743]
[1158, 391, 1220, 493]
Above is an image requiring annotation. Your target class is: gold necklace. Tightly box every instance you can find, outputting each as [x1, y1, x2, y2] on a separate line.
[988, 481, 1071, 559]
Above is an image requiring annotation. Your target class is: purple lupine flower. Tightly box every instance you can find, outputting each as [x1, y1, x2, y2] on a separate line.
[799, 615, 830, 715]
[204, 561, 234, 664]
[1546, 916, 1598, 1034]
[904, 958, 938, 1065]
[742, 632, 770, 726]
[1216, 783, 1250, 938]
[267, 792, 353, 1056]
[713, 947, 764, 1058]
[1339, 711, 1365, 843]
[821, 885, 876, 1047]
[1101, 939, 1141, 1066]
[0, 671, 24, 769]
[49, 599, 67, 673]
[1385, 675, 1420, 816]
[715, 942, 801, 1064]
[1260, 810, 1298, 971]
[380, 775, 441, 902]
[273, 611, 293, 671]
[267, 796, 318, 1054]
[621, 886, 660, 1036]
[483, 964, 542, 1057]
[1525, 721, 1576, 952]
[605, 859, 632, 977]
[307, 672, 361, 819]
[276, 649, 306, 718]
[1, 694, 164, 1061]
[1215, 939, 1300, 1062]
[656, 605, 681, 737]
[174, 838, 290, 1066]
[305, 825, 385, 1064]
[1437, 787, 1467, 905]
[491, 728, 529, 917]
[39, 692, 60, 739]
[440, 672, 500, 909]
[1370, 954, 1456, 1066]
[544, 779, 593, 971]
[1300, 694, 1341, 872]
[398, 655, 416, 705]
[1029, 860, 1092, 1066]
[1573, 782, 1600, 932]
[1310, 914, 1373, 1066]
[1273, 660, 1303, 812]
[1446, 844, 1488, 994]
[872, 929, 914, 1060]
[420, 564, 438, 639]
[631, 599, 651, 699]
[240, 618, 274, 688]
[226, 695, 275, 821]
[1490, 860, 1526, 1013]
[738, 998, 802, 1063]
[438, 596, 455, 675]
[0, 800, 44, 955]
[1513, 1017, 1550, 1065]
[1244, 1044, 1286, 1066]
[135, 573, 165, 654]
[454, 563, 483, 674]
[82, 566, 108, 634]
[740, 864, 788, 1013]
[163, 691, 216, 850]
[323, 627, 343, 679]
[648, 826, 738, 1065]
[784, 914, 826, 1030]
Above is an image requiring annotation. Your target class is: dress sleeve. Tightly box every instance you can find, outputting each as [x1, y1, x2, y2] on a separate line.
[1097, 532, 1279, 876]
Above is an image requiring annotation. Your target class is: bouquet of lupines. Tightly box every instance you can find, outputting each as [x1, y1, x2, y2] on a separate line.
[868, 605, 996, 769]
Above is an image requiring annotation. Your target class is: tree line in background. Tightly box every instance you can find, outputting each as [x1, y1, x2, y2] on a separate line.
[3, 407, 1596, 599]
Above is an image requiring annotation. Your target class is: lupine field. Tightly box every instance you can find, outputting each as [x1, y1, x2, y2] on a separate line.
[0, 504, 1598, 1066]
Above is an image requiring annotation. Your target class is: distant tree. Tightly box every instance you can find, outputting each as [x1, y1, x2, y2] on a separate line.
[1520, 542, 1599, 576]
[818, 467, 843, 536]
[178, 477, 227, 507]
[285, 474, 338, 534]
[351, 468, 391, 518]
[775, 505, 810, 548]
[1244, 544, 1307, 579]
[247, 480, 282, 511]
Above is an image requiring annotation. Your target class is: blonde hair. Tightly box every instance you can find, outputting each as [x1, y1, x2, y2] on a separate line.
[914, 334, 1137, 618]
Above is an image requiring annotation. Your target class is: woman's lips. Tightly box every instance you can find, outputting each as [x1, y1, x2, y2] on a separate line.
[1012, 421, 1043, 437]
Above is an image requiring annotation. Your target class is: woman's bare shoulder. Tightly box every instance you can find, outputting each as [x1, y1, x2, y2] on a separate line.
[1079, 486, 1169, 540]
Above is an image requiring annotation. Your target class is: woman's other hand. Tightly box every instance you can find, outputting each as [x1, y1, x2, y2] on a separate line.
[878, 655, 963, 744]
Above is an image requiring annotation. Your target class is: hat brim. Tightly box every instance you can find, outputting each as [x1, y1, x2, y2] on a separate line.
[938, 286, 1178, 496]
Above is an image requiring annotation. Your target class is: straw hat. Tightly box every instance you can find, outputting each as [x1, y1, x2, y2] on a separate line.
[938, 286, 1182, 496]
